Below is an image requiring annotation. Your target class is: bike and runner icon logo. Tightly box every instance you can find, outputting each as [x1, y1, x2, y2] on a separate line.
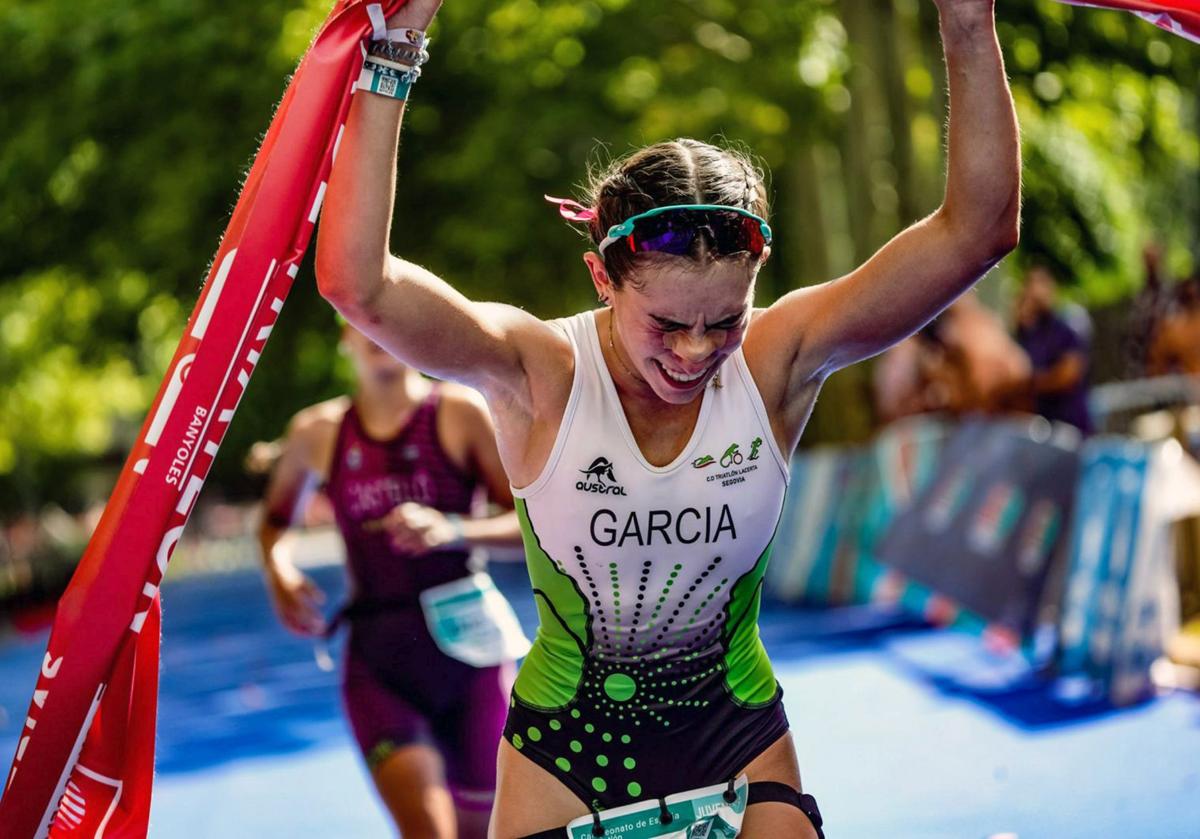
[692, 436, 763, 469]
[577, 457, 628, 495]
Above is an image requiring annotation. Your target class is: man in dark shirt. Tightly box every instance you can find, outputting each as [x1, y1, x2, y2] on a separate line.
[1015, 265, 1094, 433]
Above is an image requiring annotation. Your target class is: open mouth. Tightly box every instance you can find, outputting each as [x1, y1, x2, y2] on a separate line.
[654, 359, 709, 389]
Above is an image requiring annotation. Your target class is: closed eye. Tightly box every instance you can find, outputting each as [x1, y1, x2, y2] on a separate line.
[651, 313, 745, 332]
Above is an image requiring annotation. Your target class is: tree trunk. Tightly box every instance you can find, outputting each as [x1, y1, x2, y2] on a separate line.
[837, 0, 881, 264]
[877, 0, 919, 225]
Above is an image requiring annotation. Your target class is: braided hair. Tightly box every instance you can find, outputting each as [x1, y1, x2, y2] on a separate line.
[582, 139, 769, 288]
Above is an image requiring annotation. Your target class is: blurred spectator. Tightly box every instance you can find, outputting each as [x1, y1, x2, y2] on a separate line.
[1, 507, 91, 619]
[874, 291, 1031, 423]
[1148, 273, 1200, 377]
[1126, 243, 1172, 378]
[1015, 265, 1093, 434]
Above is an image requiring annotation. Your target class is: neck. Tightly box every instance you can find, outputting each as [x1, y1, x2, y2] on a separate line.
[604, 309, 654, 399]
[355, 367, 431, 426]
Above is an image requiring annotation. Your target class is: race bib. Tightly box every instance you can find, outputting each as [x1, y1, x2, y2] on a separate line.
[419, 573, 531, 667]
[566, 775, 748, 839]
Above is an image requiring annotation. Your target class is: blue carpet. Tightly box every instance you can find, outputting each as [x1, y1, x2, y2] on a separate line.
[1, 562, 1197, 838]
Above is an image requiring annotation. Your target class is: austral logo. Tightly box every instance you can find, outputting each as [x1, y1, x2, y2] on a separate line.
[577, 457, 628, 496]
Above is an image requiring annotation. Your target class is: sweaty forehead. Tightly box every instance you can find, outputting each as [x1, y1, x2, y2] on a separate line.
[630, 261, 754, 317]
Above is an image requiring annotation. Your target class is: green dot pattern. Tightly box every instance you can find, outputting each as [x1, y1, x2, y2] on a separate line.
[510, 511, 782, 809]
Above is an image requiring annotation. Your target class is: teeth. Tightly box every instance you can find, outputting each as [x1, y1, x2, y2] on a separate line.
[662, 364, 705, 383]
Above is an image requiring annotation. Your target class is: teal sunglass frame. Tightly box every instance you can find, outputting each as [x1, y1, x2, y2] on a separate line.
[598, 204, 773, 259]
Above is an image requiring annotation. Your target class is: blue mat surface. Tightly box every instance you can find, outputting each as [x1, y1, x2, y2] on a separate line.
[1, 562, 1197, 838]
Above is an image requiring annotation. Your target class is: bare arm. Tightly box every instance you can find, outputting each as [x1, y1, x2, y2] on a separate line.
[315, 0, 558, 403]
[372, 386, 524, 554]
[1032, 351, 1086, 396]
[1146, 322, 1177, 376]
[257, 407, 339, 635]
[749, 0, 1020, 437]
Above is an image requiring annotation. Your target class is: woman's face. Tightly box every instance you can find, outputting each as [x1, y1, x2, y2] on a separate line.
[341, 325, 406, 384]
[608, 256, 757, 405]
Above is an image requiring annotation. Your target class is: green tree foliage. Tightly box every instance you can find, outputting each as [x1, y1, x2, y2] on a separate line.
[999, 1, 1199, 300]
[0, 0, 1196, 512]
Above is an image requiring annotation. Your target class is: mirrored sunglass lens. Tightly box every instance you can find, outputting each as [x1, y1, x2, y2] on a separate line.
[632, 217, 694, 255]
[706, 213, 764, 256]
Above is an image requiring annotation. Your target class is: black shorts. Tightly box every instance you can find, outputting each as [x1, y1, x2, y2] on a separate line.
[503, 675, 791, 811]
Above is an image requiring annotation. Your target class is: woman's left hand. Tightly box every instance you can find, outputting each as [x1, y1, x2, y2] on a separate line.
[368, 501, 464, 554]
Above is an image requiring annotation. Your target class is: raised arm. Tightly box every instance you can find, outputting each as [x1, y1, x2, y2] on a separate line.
[750, 0, 1019, 425]
[315, 0, 557, 401]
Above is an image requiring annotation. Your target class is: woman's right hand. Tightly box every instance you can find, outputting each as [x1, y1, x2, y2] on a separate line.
[264, 559, 327, 636]
[386, 0, 443, 30]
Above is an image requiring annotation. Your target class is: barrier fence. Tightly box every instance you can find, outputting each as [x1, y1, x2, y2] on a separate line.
[767, 415, 1200, 705]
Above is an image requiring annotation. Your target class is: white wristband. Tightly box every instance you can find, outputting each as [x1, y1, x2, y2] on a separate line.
[366, 4, 429, 48]
[445, 514, 468, 549]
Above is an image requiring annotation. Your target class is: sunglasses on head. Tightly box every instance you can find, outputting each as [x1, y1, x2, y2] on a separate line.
[597, 204, 772, 260]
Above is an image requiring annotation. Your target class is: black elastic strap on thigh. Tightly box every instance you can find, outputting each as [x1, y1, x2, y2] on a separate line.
[747, 781, 825, 838]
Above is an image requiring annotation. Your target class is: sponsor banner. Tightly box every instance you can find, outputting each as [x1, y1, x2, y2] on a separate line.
[0, 3, 409, 836]
[765, 417, 950, 607]
[766, 447, 843, 603]
[1056, 0, 1200, 43]
[875, 419, 1082, 635]
[1057, 438, 1200, 705]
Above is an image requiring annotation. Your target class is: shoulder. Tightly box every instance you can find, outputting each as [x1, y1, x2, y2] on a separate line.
[289, 396, 350, 435]
[285, 397, 350, 461]
[482, 305, 574, 377]
[743, 295, 825, 396]
[470, 304, 576, 414]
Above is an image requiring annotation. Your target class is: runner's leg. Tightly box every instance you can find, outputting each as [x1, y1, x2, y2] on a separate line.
[372, 743, 458, 839]
[437, 661, 515, 839]
[740, 732, 821, 839]
[344, 655, 458, 837]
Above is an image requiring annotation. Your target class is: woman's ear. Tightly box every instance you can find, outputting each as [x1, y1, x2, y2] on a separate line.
[583, 252, 615, 305]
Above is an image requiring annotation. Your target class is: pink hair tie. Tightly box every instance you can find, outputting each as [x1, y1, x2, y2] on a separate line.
[545, 195, 597, 223]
